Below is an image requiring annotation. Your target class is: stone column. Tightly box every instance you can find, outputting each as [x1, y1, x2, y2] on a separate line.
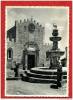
[53, 41, 58, 50]
[36, 51, 39, 67]
[34, 53, 36, 67]
[25, 54, 28, 70]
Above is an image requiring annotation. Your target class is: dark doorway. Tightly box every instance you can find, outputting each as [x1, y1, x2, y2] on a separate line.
[28, 55, 35, 69]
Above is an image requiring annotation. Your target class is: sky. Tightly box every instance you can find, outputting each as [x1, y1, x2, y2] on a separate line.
[6, 6, 69, 50]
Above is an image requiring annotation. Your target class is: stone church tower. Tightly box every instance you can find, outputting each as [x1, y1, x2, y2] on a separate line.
[7, 18, 49, 69]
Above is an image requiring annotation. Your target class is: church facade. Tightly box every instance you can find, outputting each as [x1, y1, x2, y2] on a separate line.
[7, 18, 50, 69]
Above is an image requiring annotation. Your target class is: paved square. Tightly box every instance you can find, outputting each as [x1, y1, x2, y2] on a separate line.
[6, 80, 67, 96]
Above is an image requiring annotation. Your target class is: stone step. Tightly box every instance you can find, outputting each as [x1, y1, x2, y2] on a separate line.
[25, 70, 67, 80]
[28, 77, 57, 83]
[21, 67, 67, 83]
[30, 69, 67, 75]
[21, 74, 57, 83]
[25, 70, 57, 79]
[25, 76, 67, 83]
[21, 72, 67, 83]
[21, 75, 67, 83]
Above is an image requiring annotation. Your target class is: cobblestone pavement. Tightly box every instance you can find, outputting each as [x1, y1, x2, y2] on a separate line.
[6, 80, 67, 96]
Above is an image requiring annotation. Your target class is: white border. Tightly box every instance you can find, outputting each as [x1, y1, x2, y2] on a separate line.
[5, 6, 69, 97]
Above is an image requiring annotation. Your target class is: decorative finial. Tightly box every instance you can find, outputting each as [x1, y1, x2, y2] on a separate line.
[52, 24, 58, 36]
[53, 24, 57, 29]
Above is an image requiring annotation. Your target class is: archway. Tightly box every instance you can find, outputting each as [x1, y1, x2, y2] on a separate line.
[22, 42, 39, 70]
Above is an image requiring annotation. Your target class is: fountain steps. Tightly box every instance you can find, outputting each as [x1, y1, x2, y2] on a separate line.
[25, 70, 67, 79]
[28, 77, 67, 83]
[21, 68, 67, 83]
[30, 68, 67, 75]
[21, 74, 57, 83]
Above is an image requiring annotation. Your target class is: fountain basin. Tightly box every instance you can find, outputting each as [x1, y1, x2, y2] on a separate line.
[50, 37, 61, 41]
[48, 51, 64, 56]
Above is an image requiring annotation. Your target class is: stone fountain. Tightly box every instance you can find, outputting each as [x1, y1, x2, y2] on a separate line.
[49, 24, 64, 69]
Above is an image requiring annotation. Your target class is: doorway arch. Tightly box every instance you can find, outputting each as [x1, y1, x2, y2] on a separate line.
[22, 42, 39, 70]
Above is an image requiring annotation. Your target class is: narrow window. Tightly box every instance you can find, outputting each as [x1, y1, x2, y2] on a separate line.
[7, 48, 13, 60]
[9, 49, 11, 58]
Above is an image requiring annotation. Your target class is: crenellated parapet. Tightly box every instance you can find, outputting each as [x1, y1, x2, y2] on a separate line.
[14, 18, 44, 29]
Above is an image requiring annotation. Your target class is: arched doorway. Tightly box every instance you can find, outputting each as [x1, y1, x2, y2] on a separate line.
[22, 42, 39, 70]
[28, 55, 35, 69]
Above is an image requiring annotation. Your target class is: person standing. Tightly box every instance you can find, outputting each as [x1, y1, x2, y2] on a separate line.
[14, 62, 20, 77]
[50, 58, 62, 89]
[57, 59, 62, 87]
